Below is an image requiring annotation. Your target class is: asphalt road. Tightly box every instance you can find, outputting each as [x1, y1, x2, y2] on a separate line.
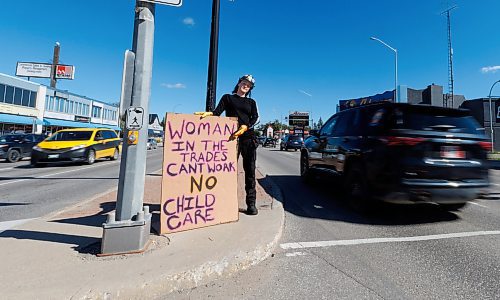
[0, 148, 164, 223]
[172, 146, 500, 300]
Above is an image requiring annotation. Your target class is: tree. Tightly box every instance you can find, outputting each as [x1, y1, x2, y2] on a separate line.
[316, 117, 324, 129]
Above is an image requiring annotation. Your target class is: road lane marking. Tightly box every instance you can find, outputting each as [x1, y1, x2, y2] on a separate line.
[0, 218, 36, 233]
[285, 251, 308, 257]
[0, 160, 119, 187]
[280, 230, 500, 250]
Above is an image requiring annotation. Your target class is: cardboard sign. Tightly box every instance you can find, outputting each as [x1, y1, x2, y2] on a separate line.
[160, 113, 239, 234]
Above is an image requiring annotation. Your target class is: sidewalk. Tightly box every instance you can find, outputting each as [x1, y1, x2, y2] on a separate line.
[0, 161, 284, 300]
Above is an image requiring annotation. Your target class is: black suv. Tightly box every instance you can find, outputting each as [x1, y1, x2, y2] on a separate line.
[0, 133, 46, 162]
[301, 102, 490, 211]
[280, 135, 304, 151]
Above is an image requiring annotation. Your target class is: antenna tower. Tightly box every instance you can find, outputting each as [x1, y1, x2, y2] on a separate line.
[442, 5, 457, 108]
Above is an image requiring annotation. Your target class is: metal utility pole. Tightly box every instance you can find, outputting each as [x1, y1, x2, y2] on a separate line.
[488, 80, 500, 152]
[442, 5, 457, 108]
[50, 42, 60, 88]
[370, 37, 398, 103]
[101, 1, 155, 255]
[205, 0, 220, 112]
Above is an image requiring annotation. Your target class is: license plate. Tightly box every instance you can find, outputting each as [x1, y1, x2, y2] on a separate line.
[440, 146, 465, 159]
[48, 154, 59, 159]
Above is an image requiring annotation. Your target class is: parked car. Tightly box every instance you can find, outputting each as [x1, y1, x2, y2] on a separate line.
[257, 136, 266, 146]
[301, 102, 490, 211]
[0, 133, 46, 162]
[31, 128, 121, 166]
[263, 137, 277, 147]
[280, 135, 304, 151]
[147, 137, 158, 150]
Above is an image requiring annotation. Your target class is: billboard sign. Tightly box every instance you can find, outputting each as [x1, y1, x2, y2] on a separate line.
[55, 64, 75, 80]
[338, 90, 394, 111]
[288, 111, 309, 127]
[16, 62, 52, 78]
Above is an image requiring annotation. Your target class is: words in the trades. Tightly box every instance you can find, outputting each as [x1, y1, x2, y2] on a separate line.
[160, 113, 239, 234]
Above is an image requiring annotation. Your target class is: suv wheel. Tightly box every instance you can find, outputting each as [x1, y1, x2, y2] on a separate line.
[110, 148, 119, 160]
[86, 149, 96, 165]
[345, 163, 372, 212]
[300, 152, 313, 183]
[7, 149, 21, 163]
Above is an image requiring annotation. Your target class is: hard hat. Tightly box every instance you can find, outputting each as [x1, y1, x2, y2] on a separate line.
[239, 74, 255, 86]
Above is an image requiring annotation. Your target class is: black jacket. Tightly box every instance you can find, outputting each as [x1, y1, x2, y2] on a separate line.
[213, 94, 259, 137]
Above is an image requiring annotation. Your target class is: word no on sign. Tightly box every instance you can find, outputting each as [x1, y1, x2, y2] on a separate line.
[126, 107, 144, 130]
[139, 0, 182, 6]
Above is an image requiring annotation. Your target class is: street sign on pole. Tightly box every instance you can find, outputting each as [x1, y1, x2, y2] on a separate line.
[16, 62, 52, 78]
[139, 0, 182, 6]
[126, 107, 144, 130]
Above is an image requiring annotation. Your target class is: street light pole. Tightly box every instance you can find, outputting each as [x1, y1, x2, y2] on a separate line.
[488, 80, 500, 152]
[370, 37, 398, 103]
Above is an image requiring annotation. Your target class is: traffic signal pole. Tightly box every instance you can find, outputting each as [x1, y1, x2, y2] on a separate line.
[101, 1, 155, 255]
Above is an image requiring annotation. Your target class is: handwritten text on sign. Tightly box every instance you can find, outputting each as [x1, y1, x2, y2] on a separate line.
[160, 113, 239, 234]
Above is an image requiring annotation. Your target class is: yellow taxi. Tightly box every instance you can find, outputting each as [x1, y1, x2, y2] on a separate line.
[31, 128, 121, 166]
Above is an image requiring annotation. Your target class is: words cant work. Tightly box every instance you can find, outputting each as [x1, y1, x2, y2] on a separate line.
[161, 116, 238, 232]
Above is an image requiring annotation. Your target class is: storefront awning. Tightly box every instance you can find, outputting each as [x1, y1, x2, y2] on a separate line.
[0, 113, 42, 125]
[44, 118, 121, 131]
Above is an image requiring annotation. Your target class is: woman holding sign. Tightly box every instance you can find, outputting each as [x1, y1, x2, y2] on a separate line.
[196, 75, 260, 215]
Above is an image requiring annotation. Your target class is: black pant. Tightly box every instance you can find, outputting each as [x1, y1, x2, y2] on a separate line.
[238, 136, 257, 207]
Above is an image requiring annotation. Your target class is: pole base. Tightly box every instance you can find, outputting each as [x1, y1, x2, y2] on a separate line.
[100, 211, 152, 256]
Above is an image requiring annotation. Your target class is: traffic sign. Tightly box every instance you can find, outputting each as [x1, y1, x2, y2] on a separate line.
[126, 107, 145, 130]
[139, 0, 182, 6]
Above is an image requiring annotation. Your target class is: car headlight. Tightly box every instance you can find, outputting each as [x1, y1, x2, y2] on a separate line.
[70, 144, 87, 150]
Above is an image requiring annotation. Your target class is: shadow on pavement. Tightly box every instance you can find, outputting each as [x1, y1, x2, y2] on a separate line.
[0, 229, 99, 247]
[258, 174, 462, 226]
[0, 202, 30, 207]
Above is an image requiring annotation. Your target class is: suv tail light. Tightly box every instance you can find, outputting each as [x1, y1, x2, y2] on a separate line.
[379, 136, 427, 146]
[478, 141, 492, 151]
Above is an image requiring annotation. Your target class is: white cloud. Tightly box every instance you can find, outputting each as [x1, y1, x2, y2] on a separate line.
[162, 83, 186, 89]
[183, 17, 195, 26]
[481, 66, 500, 74]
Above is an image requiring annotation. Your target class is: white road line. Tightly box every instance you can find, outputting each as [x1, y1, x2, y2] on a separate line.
[280, 230, 500, 250]
[0, 167, 14, 172]
[0, 218, 35, 233]
[469, 202, 488, 208]
[0, 160, 119, 187]
[285, 251, 308, 257]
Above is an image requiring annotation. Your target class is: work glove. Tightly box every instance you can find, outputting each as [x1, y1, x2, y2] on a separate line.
[194, 111, 213, 119]
[229, 125, 248, 141]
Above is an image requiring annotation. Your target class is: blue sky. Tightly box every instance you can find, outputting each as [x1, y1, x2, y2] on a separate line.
[1, 0, 499, 125]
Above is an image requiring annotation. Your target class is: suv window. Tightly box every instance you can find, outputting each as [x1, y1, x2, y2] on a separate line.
[390, 106, 480, 134]
[102, 130, 116, 139]
[288, 135, 303, 141]
[334, 109, 360, 136]
[319, 115, 338, 136]
[48, 131, 93, 141]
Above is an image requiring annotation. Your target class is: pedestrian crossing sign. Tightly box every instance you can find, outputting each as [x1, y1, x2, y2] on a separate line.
[126, 107, 144, 130]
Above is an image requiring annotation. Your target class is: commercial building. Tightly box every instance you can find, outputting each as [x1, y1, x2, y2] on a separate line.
[0, 72, 120, 135]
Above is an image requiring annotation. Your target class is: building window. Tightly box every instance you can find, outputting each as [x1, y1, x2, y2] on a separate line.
[5, 86, 14, 104]
[22, 90, 30, 106]
[0, 84, 5, 102]
[92, 106, 102, 118]
[14, 88, 23, 105]
[29, 92, 37, 108]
